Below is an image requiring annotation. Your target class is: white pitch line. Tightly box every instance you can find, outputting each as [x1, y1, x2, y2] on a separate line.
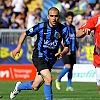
[54, 98, 83, 100]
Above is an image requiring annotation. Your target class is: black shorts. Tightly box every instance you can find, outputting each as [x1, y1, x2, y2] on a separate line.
[62, 54, 76, 65]
[32, 49, 53, 73]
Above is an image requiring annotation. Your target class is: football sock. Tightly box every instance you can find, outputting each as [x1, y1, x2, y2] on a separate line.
[44, 84, 53, 100]
[17, 81, 33, 91]
[67, 70, 72, 87]
[58, 67, 70, 82]
[67, 79, 71, 87]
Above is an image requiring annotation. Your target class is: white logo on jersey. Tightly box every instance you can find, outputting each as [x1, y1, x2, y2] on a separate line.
[95, 17, 100, 27]
[43, 40, 58, 49]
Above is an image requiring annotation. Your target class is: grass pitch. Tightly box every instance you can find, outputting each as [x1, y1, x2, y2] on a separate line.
[0, 72, 100, 100]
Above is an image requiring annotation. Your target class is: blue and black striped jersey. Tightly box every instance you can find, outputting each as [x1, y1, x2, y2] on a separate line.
[26, 21, 70, 64]
[63, 23, 77, 53]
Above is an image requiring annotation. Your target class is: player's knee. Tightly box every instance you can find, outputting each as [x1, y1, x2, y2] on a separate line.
[44, 76, 52, 84]
[32, 85, 39, 91]
[33, 87, 39, 91]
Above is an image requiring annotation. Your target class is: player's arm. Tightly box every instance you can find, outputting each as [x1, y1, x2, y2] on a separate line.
[17, 32, 27, 49]
[76, 17, 94, 38]
[55, 46, 69, 59]
[55, 37, 70, 58]
[76, 29, 86, 38]
[76, 29, 91, 38]
[61, 46, 69, 55]
[55, 25, 70, 58]
[55, 38, 69, 59]
[12, 32, 27, 58]
[12, 23, 39, 58]
[61, 26, 70, 55]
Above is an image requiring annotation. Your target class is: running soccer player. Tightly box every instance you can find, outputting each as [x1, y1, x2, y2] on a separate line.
[10, 7, 70, 100]
[55, 11, 80, 91]
[76, 13, 100, 95]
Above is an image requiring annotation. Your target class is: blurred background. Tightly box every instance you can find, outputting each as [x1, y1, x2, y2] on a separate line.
[0, 0, 99, 81]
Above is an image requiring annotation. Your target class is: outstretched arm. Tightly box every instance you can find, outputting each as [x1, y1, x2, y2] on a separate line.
[12, 32, 27, 58]
[76, 29, 91, 38]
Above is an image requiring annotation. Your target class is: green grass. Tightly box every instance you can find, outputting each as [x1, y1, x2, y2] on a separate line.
[0, 72, 100, 100]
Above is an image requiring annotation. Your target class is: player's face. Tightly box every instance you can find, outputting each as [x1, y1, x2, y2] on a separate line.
[47, 10, 59, 27]
[66, 16, 73, 25]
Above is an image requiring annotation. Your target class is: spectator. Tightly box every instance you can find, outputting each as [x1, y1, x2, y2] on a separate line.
[5, 0, 12, 9]
[6, 8, 13, 27]
[12, 0, 24, 17]
[84, 8, 91, 20]
[86, 0, 97, 8]
[15, 13, 25, 29]
[0, 16, 4, 28]
[26, 11, 37, 29]
[1, 11, 9, 28]
[61, 0, 70, 12]
[91, 3, 100, 16]
[9, 14, 20, 29]
[0, 0, 5, 16]
[71, 0, 84, 15]
[79, 13, 87, 27]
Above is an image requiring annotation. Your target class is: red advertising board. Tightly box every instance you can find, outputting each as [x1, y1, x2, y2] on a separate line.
[0, 64, 36, 81]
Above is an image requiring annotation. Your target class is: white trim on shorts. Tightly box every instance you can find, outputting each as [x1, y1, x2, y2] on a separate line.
[95, 67, 100, 86]
[95, 67, 100, 80]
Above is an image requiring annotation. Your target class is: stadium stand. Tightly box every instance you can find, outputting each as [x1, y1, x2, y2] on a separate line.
[26, 0, 43, 12]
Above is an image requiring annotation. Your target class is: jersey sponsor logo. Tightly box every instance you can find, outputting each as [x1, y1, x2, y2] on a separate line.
[29, 28, 33, 32]
[56, 33, 61, 39]
[43, 40, 58, 49]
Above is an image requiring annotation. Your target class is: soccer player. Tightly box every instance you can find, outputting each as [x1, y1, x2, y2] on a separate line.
[10, 7, 70, 100]
[55, 11, 80, 91]
[76, 14, 100, 95]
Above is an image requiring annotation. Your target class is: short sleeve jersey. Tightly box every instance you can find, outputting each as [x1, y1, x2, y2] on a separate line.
[26, 21, 70, 64]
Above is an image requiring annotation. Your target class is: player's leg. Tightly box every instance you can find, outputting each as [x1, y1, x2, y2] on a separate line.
[33, 57, 53, 100]
[40, 69, 53, 100]
[55, 55, 71, 90]
[67, 54, 76, 91]
[66, 66, 74, 91]
[17, 73, 44, 91]
[32, 73, 44, 91]
[95, 67, 100, 95]
[10, 73, 44, 99]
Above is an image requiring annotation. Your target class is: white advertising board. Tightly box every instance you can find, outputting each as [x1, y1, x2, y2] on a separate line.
[61, 64, 96, 82]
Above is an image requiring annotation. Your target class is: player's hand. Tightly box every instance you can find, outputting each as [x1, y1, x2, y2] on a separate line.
[55, 52, 62, 59]
[77, 50, 81, 58]
[83, 28, 91, 35]
[12, 48, 20, 58]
